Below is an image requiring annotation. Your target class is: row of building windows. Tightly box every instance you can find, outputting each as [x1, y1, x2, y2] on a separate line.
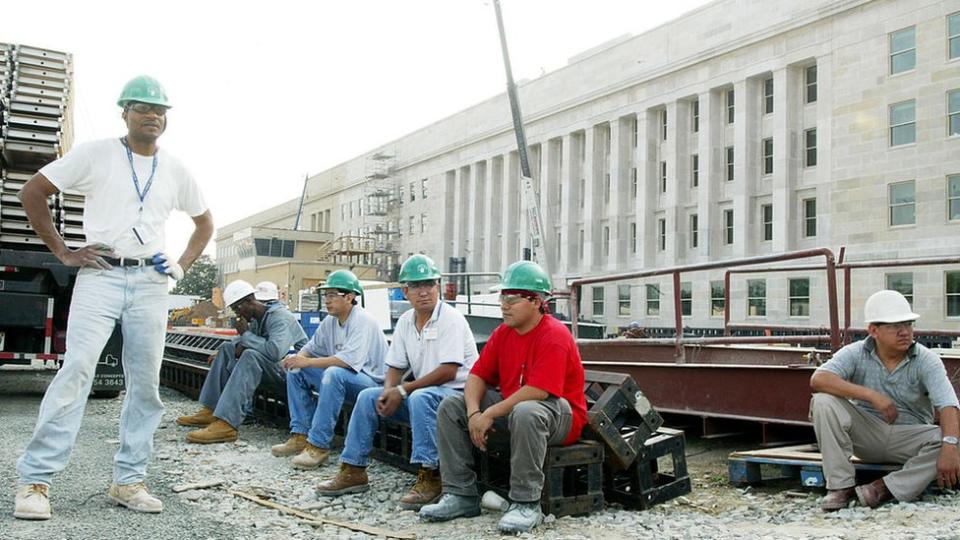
[888, 15, 960, 77]
[590, 271, 960, 319]
[339, 179, 430, 223]
[889, 90, 960, 147]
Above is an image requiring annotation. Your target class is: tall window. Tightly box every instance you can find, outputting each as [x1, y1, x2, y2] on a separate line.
[602, 226, 610, 257]
[947, 271, 960, 317]
[692, 99, 700, 132]
[710, 281, 725, 317]
[408, 215, 415, 234]
[399, 186, 404, 207]
[604, 173, 611, 204]
[579, 178, 585, 208]
[889, 180, 916, 226]
[886, 272, 914, 304]
[631, 117, 639, 147]
[949, 90, 960, 137]
[889, 100, 916, 146]
[949, 175, 960, 221]
[724, 209, 734, 244]
[804, 198, 817, 237]
[691, 154, 699, 187]
[592, 287, 604, 316]
[789, 278, 810, 317]
[725, 146, 735, 181]
[762, 138, 774, 175]
[410, 181, 416, 202]
[618, 285, 631, 316]
[690, 214, 699, 248]
[950, 12, 960, 60]
[630, 222, 637, 253]
[726, 89, 735, 123]
[578, 229, 584, 260]
[805, 65, 818, 103]
[420, 213, 427, 233]
[660, 161, 667, 193]
[661, 109, 668, 141]
[761, 204, 773, 241]
[805, 128, 817, 167]
[680, 282, 692, 316]
[658, 218, 666, 251]
[631, 168, 638, 199]
[421, 178, 428, 199]
[763, 78, 774, 114]
[747, 279, 767, 316]
[646, 284, 660, 316]
[889, 26, 916, 74]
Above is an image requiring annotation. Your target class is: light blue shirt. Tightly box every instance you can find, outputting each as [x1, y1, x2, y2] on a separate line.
[386, 301, 479, 389]
[300, 305, 387, 381]
[238, 302, 308, 363]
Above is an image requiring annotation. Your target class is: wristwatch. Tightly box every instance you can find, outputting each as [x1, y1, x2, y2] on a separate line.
[943, 436, 959, 445]
[396, 385, 408, 399]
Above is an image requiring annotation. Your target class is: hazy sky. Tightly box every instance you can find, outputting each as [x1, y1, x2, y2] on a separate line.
[4, 0, 712, 260]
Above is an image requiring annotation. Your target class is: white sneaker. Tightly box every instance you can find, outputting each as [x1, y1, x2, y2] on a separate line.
[108, 482, 163, 513]
[14, 483, 52, 520]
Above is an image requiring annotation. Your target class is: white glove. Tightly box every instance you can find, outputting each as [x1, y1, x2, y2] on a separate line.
[152, 252, 184, 280]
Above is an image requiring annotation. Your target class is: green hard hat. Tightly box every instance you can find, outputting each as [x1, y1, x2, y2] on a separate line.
[398, 254, 441, 283]
[320, 269, 363, 296]
[117, 75, 172, 108]
[501, 260, 551, 295]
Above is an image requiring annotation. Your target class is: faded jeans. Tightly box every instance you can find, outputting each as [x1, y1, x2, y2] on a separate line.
[340, 385, 460, 469]
[17, 266, 168, 486]
[286, 366, 379, 449]
[199, 341, 284, 429]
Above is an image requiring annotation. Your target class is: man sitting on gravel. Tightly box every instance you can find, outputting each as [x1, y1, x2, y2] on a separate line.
[177, 280, 307, 443]
[270, 270, 388, 469]
[420, 260, 588, 534]
[316, 254, 479, 510]
[810, 290, 960, 511]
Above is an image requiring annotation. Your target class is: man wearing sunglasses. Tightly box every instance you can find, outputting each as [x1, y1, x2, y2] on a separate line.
[317, 254, 478, 511]
[13, 76, 213, 520]
[810, 289, 960, 512]
[271, 269, 387, 470]
[421, 260, 587, 534]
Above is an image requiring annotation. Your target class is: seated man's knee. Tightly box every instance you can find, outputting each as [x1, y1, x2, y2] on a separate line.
[509, 401, 547, 430]
[321, 366, 351, 386]
[355, 387, 381, 411]
[810, 392, 844, 411]
[437, 393, 465, 418]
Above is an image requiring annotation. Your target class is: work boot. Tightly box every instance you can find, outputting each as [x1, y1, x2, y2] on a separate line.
[185, 419, 238, 444]
[13, 483, 51, 520]
[176, 406, 215, 427]
[419, 493, 480, 522]
[819, 487, 856, 511]
[108, 482, 163, 513]
[316, 463, 369, 496]
[399, 467, 442, 510]
[498, 501, 544, 534]
[271, 433, 308, 457]
[855, 478, 893, 508]
[291, 443, 329, 470]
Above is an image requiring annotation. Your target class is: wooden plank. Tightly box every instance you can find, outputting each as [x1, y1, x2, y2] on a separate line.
[172, 479, 224, 493]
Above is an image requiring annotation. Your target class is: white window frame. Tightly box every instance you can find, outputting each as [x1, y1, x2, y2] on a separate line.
[762, 138, 773, 175]
[889, 100, 916, 147]
[763, 78, 774, 114]
[889, 180, 916, 227]
[805, 65, 817, 103]
[761, 204, 773, 242]
[805, 128, 817, 167]
[889, 26, 916, 75]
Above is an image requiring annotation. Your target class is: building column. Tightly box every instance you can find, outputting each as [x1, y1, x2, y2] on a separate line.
[697, 90, 719, 259]
[636, 110, 655, 268]
[608, 118, 625, 270]
[772, 66, 798, 253]
[500, 152, 520, 267]
[731, 78, 757, 258]
[559, 135, 574, 280]
[582, 127, 596, 272]
[452, 166, 469, 260]
[483, 157, 503, 273]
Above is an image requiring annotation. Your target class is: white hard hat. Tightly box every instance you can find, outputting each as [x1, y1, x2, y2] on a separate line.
[863, 289, 919, 324]
[254, 281, 279, 301]
[223, 280, 256, 307]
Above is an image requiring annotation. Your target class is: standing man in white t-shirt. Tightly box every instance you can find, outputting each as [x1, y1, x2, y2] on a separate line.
[316, 254, 479, 511]
[12, 75, 213, 521]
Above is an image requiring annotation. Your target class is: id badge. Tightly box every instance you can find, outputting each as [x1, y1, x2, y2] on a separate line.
[423, 327, 439, 340]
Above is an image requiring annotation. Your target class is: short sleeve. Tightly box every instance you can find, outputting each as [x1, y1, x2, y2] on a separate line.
[40, 142, 96, 193]
[385, 318, 410, 370]
[174, 164, 207, 217]
[816, 344, 858, 380]
[334, 317, 378, 372]
[470, 326, 501, 386]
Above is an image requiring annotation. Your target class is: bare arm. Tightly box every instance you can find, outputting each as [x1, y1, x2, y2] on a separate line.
[480, 385, 549, 420]
[938, 406, 960, 487]
[397, 363, 458, 394]
[463, 374, 488, 417]
[178, 210, 213, 272]
[810, 370, 898, 423]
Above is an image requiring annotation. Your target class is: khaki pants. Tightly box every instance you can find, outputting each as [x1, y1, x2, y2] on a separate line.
[809, 392, 942, 501]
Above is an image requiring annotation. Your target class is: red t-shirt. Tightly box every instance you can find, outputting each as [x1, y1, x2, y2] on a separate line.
[470, 315, 587, 446]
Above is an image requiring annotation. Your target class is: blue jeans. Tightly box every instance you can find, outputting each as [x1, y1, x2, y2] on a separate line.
[199, 341, 284, 429]
[286, 366, 378, 449]
[340, 385, 460, 468]
[17, 266, 168, 486]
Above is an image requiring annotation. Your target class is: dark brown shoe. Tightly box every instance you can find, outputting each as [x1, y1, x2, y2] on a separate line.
[316, 463, 369, 496]
[819, 487, 855, 511]
[400, 468, 442, 510]
[855, 478, 893, 508]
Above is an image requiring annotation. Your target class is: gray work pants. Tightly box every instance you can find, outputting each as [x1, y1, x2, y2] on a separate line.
[199, 341, 284, 429]
[436, 390, 572, 502]
[809, 392, 942, 501]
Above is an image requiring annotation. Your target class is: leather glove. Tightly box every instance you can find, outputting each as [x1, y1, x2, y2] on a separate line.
[152, 252, 184, 280]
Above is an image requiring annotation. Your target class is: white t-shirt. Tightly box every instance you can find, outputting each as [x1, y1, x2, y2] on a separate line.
[40, 138, 207, 258]
[386, 301, 479, 389]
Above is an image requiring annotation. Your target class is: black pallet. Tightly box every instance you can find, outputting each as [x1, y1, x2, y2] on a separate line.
[370, 418, 419, 473]
[583, 370, 664, 469]
[603, 427, 691, 510]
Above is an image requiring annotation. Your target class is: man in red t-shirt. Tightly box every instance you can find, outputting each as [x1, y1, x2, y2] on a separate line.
[420, 261, 587, 534]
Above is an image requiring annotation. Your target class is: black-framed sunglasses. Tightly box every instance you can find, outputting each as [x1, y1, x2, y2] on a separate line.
[322, 291, 347, 300]
[127, 103, 168, 116]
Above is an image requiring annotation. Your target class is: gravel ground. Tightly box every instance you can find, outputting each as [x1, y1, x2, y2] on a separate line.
[3, 370, 960, 539]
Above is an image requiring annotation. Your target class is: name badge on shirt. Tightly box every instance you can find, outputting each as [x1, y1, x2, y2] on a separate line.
[335, 343, 344, 351]
[423, 327, 439, 340]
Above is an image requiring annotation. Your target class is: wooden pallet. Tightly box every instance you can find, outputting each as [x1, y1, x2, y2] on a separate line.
[728, 444, 899, 487]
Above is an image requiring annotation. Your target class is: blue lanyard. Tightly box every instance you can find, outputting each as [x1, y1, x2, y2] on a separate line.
[121, 137, 158, 210]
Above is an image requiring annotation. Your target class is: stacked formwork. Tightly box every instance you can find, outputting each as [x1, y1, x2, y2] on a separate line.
[0, 43, 83, 251]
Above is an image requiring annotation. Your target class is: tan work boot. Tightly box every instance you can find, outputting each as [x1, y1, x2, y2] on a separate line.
[316, 463, 369, 496]
[176, 406, 215, 427]
[291, 443, 329, 470]
[271, 433, 308, 457]
[185, 419, 238, 444]
[108, 482, 163, 513]
[13, 483, 51, 520]
[400, 467, 442, 510]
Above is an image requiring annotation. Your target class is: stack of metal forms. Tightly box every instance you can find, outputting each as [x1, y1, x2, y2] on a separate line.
[0, 43, 83, 251]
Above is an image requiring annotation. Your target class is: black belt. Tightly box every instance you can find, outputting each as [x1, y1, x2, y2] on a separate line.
[103, 256, 153, 267]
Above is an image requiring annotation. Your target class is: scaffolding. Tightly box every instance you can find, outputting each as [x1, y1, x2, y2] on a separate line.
[361, 151, 400, 280]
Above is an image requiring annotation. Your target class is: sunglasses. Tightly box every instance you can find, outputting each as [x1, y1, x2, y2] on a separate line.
[127, 103, 168, 116]
[405, 280, 438, 291]
[499, 293, 534, 305]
